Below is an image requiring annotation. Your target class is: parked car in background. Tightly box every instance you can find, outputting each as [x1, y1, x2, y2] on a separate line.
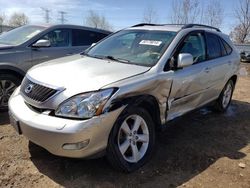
[235, 44, 250, 62]
[9, 24, 240, 172]
[0, 24, 111, 110]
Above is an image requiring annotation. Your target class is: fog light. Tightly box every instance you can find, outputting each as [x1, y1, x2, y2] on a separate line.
[62, 139, 90, 150]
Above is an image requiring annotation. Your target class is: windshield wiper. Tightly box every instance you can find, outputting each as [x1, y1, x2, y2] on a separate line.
[83, 54, 131, 63]
[104, 55, 130, 63]
[82, 53, 106, 60]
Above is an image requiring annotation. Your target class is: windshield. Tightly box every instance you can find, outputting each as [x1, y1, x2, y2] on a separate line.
[0, 25, 46, 45]
[86, 30, 176, 66]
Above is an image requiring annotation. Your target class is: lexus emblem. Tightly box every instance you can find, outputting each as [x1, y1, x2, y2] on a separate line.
[25, 84, 34, 94]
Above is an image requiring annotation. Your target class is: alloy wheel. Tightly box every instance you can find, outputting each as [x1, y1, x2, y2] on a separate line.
[0, 80, 17, 108]
[222, 83, 233, 109]
[117, 114, 149, 163]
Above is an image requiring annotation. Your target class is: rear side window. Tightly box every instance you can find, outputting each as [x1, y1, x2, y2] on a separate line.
[219, 39, 227, 56]
[72, 29, 107, 46]
[206, 33, 221, 59]
[222, 39, 233, 54]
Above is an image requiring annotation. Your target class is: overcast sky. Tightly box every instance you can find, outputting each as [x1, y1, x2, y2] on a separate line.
[0, 0, 239, 33]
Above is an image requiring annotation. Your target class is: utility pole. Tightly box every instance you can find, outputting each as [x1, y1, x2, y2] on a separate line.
[41, 7, 51, 23]
[58, 11, 67, 24]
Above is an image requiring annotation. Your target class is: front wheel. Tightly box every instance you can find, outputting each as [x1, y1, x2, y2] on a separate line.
[0, 74, 21, 111]
[214, 80, 234, 112]
[107, 107, 155, 172]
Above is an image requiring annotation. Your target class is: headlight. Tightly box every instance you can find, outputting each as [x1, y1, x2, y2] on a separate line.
[55, 88, 115, 119]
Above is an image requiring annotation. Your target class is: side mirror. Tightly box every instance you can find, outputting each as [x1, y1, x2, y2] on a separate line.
[32, 39, 51, 48]
[177, 53, 193, 68]
[91, 43, 96, 47]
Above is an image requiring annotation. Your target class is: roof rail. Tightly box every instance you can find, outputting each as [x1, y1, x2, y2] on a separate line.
[182, 24, 221, 32]
[132, 23, 186, 27]
[131, 23, 221, 32]
[131, 23, 163, 27]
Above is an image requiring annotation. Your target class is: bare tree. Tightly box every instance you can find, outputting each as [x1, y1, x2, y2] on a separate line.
[230, 0, 250, 43]
[230, 25, 249, 43]
[204, 0, 223, 28]
[142, 6, 158, 24]
[171, 0, 201, 24]
[8, 12, 29, 27]
[85, 10, 113, 31]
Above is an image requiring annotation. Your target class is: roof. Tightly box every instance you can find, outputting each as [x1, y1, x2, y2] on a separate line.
[26, 24, 112, 34]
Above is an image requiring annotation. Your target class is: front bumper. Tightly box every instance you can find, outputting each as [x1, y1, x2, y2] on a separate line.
[8, 89, 124, 158]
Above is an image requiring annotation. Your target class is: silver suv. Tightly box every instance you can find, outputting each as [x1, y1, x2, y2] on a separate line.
[9, 24, 240, 172]
[0, 24, 111, 110]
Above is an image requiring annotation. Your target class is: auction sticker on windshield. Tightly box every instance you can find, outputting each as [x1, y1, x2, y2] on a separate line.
[139, 40, 162, 46]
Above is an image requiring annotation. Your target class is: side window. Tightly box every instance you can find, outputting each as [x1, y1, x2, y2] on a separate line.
[206, 33, 221, 59]
[91, 32, 108, 43]
[222, 39, 233, 54]
[219, 38, 227, 56]
[41, 29, 70, 47]
[179, 32, 206, 63]
[72, 29, 107, 46]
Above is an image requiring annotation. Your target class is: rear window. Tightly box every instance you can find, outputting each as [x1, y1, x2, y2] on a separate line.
[72, 29, 107, 46]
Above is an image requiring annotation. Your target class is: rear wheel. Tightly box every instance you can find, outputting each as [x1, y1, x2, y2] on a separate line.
[107, 107, 155, 172]
[0, 74, 21, 111]
[214, 80, 234, 112]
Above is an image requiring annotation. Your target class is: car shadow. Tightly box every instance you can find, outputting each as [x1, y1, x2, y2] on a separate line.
[0, 112, 9, 125]
[29, 100, 250, 188]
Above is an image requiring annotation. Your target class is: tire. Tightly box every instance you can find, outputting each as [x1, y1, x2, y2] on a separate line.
[0, 73, 22, 112]
[106, 106, 155, 172]
[214, 80, 234, 112]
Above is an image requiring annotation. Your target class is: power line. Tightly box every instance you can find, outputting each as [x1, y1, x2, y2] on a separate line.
[58, 11, 67, 24]
[41, 7, 51, 23]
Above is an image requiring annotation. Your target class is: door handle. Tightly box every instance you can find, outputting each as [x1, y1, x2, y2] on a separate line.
[204, 67, 211, 73]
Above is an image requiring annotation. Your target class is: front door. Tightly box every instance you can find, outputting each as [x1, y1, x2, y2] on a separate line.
[167, 31, 212, 120]
[31, 29, 75, 66]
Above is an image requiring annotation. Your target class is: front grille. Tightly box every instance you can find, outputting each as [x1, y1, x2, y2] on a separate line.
[20, 77, 58, 103]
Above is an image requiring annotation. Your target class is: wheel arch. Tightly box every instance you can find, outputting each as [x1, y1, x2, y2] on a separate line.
[229, 75, 237, 87]
[0, 65, 25, 80]
[109, 94, 162, 130]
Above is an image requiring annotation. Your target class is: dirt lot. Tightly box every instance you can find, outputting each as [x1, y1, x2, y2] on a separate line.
[0, 64, 250, 188]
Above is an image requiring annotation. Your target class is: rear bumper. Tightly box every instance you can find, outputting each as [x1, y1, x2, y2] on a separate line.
[9, 88, 124, 158]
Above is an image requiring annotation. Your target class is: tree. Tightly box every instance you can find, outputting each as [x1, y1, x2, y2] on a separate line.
[230, 25, 250, 43]
[204, 0, 223, 28]
[230, 0, 250, 43]
[142, 6, 158, 24]
[171, 0, 201, 24]
[8, 12, 29, 27]
[0, 12, 6, 25]
[85, 10, 113, 31]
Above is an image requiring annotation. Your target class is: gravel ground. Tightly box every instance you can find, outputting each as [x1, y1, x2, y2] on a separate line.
[0, 63, 250, 188]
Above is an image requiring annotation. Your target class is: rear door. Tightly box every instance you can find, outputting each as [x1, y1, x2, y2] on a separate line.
[203, 32, 234, 99]
[31, 28, 75, 66]
[167, 31, 212, 120]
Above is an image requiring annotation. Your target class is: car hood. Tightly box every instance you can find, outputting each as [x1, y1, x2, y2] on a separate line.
[28, 54, 150, 95]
